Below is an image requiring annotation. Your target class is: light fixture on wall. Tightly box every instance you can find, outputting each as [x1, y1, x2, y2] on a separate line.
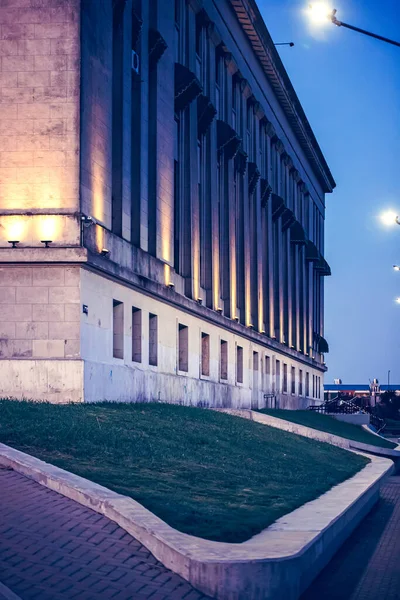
[216, 307, 223, 314]
[197, 297, 203, 305]
[8, 240, 19, 248]
[101, 248, 110, 256]
[168, 282, 175, 289]
[247, 323, 254, 329]
[234, 316, 239, 322]
[260, 329, 266, 334]
[81, 214, 96, 226]
[41, 240, 52, 247]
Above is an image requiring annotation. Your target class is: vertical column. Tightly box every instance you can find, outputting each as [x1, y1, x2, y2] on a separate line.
[148, 0, 174, 264]
[132, 0, 147, 249]
[265, 128, 275, 338]
[254, 104, 264, 333]
[111, 0, 132, 241]
[276, 140, 285, 342]
[225, 55, 238, 319]
[241, 81, 252, 326]
[185, 4, 200, 299]
[207, 24, 221, 310]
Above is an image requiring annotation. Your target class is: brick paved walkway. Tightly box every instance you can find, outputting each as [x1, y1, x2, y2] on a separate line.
[0, 468, 211, 600]
[302, 476, 400, 600]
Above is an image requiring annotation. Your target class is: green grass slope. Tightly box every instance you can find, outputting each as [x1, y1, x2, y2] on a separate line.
[258, 409, 397, 449]
[0, 400, 368, 543]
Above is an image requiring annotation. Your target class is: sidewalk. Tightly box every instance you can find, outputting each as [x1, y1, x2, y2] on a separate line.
[302, 476, 400, 600]
[0, 467, 211, 600]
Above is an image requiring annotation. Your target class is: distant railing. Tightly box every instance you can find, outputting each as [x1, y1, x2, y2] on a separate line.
[309, 397, 360, 415]
[369, 413, 386, 434]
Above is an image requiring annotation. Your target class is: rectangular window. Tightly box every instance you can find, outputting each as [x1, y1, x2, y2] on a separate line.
[313, 374, 315, 398]
[265, 355, 271, 390]
[178, 324, 188, 372]
[132, 307, 141, 363]
[220, 340, 228, 380]
[283, 363, 288, 393]
[276, 360, 281, 392]
[113, 300, 124, 359]
[306, 372, 310, 397]
[236, 345, 243, 384]
[318, 376, 321, 399]
[201, 333, 210, 377]
[149, 313, 158, 366]
[299, 369, 303, 396]
[291, 366, 296, 394]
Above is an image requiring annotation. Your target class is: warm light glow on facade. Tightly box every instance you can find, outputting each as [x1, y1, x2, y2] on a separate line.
[164, 263, 171, 287]
[37, 216, 58, 242]
[0, 215, 80, 247]
[4, 217, 26, 243]
[95, 224, 105, 253]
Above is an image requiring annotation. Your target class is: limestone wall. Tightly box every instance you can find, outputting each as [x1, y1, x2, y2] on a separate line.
[0, 0, 80, 238]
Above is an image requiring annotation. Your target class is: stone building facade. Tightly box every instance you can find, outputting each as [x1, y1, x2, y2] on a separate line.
[0, 0, 335, 407]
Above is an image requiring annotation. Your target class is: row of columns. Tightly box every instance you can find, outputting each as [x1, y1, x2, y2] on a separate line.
[111, 0, 325, 359]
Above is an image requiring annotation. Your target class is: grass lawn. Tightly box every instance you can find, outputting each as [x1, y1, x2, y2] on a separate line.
[0, 400, 368, 543]
[258, 409, 397, 449]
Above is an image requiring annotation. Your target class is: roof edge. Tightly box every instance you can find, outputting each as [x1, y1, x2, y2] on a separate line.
[230, 0, 336, 193]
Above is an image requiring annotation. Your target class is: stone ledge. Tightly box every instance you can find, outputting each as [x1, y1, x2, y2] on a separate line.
[0, 442, 393, 599]
[0, 247, 88, 263]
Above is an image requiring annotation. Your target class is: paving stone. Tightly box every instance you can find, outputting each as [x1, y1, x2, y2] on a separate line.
[302, 476, 400, 600]
[0, 468, 211, 600]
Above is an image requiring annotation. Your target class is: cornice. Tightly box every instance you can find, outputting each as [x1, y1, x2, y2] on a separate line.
[229, 0, 336, 193]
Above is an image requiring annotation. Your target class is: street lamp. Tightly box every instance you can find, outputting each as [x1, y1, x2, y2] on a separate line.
[394, 265, 400, 271]
[308, 4, 400, 47]
[380, 210, 400, 227]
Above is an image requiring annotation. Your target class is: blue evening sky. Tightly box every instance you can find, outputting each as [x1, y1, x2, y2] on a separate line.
[258, 0, 400, 384]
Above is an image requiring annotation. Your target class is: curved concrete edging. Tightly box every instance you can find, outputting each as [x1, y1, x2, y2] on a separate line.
[0, 442, 394, 600]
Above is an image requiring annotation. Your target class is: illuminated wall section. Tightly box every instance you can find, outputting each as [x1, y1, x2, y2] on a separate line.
[80, 0, 113, 231]
[0, 1, 80, 234]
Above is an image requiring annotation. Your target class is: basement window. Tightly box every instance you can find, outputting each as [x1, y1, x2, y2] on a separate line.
[132, 307, 142, 363]
[283, 363, 288, 393]
[113, 300, 124, 359]
[220, 340, 228, 380]
[236, 345, 243, 384]
[178, 324, 188, 372]
[149, 313, 158, 366]
[291, 366, 296, 395]
[201, 332, 210, 377]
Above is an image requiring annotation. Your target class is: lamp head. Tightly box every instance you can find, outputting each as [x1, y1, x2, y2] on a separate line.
[380, 210, 399, 227]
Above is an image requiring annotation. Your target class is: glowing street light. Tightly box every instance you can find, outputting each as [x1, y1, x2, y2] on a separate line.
[380, 210, 400, 227]
[308, 2, 335, 25]
[307, 4, 400, 47]
[394, 265, 400, 271]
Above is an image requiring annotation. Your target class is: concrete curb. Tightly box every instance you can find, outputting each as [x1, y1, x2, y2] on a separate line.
[0, 443, 393, 600]
[0, 582, 22, 600]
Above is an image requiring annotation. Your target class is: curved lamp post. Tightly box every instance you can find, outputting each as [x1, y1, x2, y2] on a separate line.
[308, 4, 400, 47]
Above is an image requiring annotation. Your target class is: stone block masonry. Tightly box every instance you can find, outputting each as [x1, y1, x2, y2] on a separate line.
[0, 0, 80, 215]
